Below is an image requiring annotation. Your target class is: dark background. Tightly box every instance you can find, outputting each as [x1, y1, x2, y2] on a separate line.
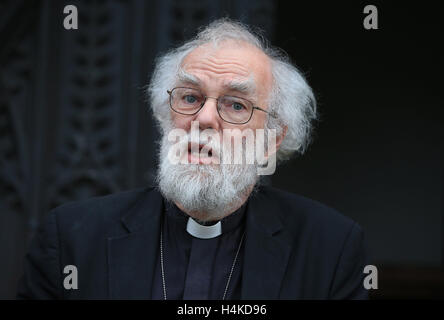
[0, 0, 442, 299]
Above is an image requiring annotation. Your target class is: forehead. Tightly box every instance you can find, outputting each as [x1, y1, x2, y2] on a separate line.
[180, 40, 272, 93]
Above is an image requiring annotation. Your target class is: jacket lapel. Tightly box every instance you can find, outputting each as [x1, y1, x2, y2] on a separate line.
[106, 186, 292, 299]
[241, 187, 293, 299]
[107, 187, 163, 299]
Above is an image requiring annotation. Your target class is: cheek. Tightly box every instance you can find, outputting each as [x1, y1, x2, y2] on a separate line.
[171, 112, 191, 130]
[249, 113, 267, 130]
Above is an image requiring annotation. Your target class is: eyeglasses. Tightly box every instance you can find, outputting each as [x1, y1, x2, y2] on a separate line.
[167, 87, 275, 125]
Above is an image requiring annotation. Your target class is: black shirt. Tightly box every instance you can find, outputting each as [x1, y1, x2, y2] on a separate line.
[151, 198, 247, 300]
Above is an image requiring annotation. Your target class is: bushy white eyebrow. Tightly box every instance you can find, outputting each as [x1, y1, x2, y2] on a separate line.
[177, 69, 200, 86]
[224, 76, 256, 95]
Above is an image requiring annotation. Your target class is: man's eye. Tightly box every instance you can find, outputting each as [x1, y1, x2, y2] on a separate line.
[232, 102, 245, 111]
[183, 95, 198, 104]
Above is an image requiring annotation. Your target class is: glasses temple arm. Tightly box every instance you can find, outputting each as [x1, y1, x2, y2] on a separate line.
[254, 106, 277, 118]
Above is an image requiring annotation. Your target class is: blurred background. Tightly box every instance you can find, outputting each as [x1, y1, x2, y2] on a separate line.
[0, 0, 442, 299]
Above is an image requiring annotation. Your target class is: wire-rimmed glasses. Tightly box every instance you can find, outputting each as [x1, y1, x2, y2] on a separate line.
[167, 87, 275, 125]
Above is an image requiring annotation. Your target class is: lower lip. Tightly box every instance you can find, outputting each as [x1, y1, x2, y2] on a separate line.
[187, 151, 215, 165]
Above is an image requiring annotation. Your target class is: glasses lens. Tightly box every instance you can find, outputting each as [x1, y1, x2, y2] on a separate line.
[218, 96, 253, 124]
[170, 88, 204, 114]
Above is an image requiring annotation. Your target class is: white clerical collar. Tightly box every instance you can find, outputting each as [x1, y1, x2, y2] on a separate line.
[186, 217, 222, 239]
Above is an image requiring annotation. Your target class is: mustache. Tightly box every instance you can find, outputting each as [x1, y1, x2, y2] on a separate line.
[172, 130, 222, 159]
[162, 122, 276, 175]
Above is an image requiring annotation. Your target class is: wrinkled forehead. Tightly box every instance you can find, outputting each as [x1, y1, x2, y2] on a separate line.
[180, 40, 272, 96]
[176, 68, 257, 95]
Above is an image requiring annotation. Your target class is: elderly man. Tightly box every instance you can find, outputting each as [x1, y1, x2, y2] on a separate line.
[17, 19, 368, 299]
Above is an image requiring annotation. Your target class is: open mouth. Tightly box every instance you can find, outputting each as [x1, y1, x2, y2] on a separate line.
[188, 143, 212, 157]
[187, 142, 215, 164]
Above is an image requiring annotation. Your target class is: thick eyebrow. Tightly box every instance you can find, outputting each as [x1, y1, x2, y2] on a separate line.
[223, 77, 256, 95]
[177, 69, 201, 86]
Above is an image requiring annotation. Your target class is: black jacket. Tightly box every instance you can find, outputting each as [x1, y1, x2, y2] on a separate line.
[17, 185, 368, 299]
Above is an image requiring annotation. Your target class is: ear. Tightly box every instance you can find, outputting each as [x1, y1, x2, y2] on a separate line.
[264, 125, 287, 159]
[275, 125, 287, 151]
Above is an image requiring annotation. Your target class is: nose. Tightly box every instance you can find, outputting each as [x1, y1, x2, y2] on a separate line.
[194, 97, 221, 131]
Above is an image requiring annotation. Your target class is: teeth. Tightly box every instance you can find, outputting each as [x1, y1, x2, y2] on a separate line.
[188, 143, 215, 159]
[190, 151, 212, 158]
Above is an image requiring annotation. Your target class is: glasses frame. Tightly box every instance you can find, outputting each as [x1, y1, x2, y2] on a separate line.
[167, 87, 276, 125]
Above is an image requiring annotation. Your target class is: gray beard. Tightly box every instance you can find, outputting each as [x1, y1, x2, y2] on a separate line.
[156, 134, 259, 221]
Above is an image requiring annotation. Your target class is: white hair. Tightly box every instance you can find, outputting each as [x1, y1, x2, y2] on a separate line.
[156, 132, 259, 221]
[147, 18, 317, 162]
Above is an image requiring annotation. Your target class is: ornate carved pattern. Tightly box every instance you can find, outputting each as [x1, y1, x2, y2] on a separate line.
[0, 30, 32, 214]
[0, 0, 276, 298]
[47, 0, 125, 208]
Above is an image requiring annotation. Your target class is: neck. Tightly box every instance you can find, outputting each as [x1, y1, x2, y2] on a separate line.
[174, 184, 255, 223]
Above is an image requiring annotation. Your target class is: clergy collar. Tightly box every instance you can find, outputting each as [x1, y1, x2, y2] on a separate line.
[163, 199, 247, 239]
[186, 218, 221, 239]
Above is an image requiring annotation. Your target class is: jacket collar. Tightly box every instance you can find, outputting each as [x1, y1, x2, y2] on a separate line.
[107, 187, 163, 299]
[241, 185, 293, 299]
[107, 185, 292, 299]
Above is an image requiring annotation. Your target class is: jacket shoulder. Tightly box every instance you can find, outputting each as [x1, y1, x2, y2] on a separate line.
[48, 186, 158, 234]
[256, 186, 368, 299]
[257, 185, 358, 235]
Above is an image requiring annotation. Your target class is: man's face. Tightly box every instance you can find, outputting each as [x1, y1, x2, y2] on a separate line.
[173, 40, 273, 137]
[157, 40, 274, 220]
